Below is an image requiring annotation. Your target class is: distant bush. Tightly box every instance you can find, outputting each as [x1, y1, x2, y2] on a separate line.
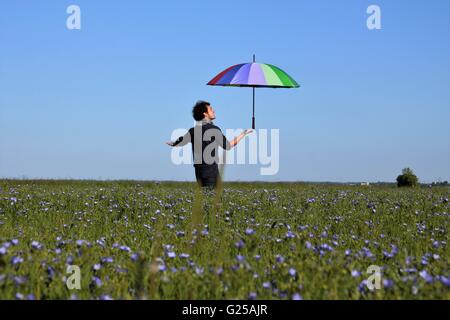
[396, 168, 419, 187]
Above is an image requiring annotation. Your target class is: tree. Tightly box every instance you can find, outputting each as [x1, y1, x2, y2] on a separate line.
[396, 167, 419, 187]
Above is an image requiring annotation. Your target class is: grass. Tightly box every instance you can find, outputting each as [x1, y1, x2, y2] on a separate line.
[0, 179, 448, 300]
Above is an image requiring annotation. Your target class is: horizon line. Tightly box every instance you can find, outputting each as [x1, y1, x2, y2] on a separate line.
[1, 177, 448, 185]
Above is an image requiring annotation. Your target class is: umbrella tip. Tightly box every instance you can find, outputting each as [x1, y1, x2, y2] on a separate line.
[253, 54, 255, 63]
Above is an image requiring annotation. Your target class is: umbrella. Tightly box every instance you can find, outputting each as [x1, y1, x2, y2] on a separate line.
[207, 55, 299, 129]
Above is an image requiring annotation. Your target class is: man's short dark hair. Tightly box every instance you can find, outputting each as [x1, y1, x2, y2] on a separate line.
[192, 100, 210, 121]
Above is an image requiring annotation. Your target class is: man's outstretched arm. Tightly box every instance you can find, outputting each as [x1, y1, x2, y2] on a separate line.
[221, 129, 253, 150]
[166, 130, 191, 147]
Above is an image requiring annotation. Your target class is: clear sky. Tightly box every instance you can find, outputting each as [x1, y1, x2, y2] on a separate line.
[1, 0, 449, 183]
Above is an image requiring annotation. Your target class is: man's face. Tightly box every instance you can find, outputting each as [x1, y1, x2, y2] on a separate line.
[204, 105, 216, 120]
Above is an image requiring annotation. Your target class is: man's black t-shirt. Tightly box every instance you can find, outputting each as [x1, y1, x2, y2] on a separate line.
[172, 122, 232, 167]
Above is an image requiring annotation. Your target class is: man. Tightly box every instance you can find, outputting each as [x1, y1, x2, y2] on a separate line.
[166, 101, 252, 188]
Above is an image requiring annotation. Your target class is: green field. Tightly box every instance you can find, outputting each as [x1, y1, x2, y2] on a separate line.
[0, 179, 448, 300]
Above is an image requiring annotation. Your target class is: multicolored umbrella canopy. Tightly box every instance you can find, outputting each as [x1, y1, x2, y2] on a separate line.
[207, 56, 299, 129]
[207, 62, 299, 88]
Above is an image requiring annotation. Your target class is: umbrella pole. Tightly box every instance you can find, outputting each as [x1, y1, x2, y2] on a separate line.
[252, 87, 255, 129]
[252, 54, 256, 130]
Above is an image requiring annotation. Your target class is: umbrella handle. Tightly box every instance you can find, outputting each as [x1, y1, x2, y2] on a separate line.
[252, 117, 255, 130]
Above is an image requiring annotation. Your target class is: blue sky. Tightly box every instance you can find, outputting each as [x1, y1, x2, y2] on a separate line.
[0, 0, 449, 182]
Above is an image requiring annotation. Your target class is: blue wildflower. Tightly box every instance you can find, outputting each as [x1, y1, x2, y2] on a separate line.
[438, 276, 450, 286]
[30, 241, 42, 250]
[421, 256, 428, 266]
[158, 265, 167, 272]
[358, 280, 369, 292]
[91, 276, 102, 287]
[351, 270, 361, 277]
[235, 239, 245, 249]
[216, 267, 224, 275]
[288, 268, 297, 277]
[292, 293, 303, 300]
[286, 231, 295, 239]
[248, 292, 257, 300]
[383, 279, 394, 289]
[11, 256, 23, 266]
[66, 256, 74, 265]
[419, 270, 433, 283]
[275, 255, 285, 263]
[119, 245, 131, 252]
[47, 266, 56, 280]
[14, 276, 27, 285]
[101, 257, 113, 264]
[195, 267, 204, 275]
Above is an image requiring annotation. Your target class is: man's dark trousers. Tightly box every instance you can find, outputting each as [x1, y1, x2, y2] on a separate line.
[195, 164, 219, 188]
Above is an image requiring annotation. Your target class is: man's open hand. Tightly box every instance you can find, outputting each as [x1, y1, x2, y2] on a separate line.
[166, 141, 175, 147]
